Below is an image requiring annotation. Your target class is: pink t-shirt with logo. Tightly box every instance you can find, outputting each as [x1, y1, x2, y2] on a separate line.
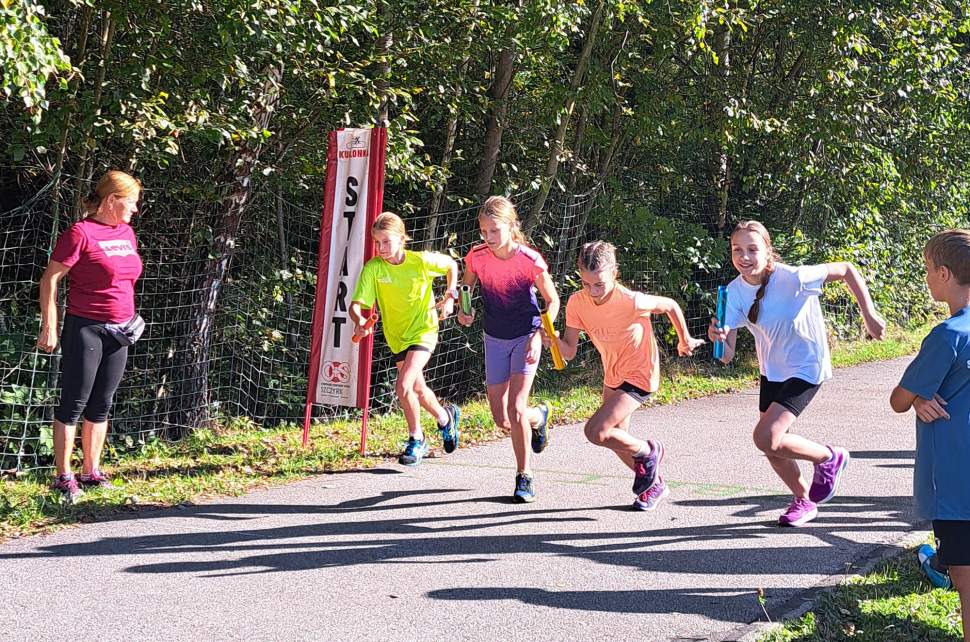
[51, 218, 143, 322]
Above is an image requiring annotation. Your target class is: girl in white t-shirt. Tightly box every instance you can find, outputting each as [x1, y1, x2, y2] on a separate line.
[708, 220, 886, 527]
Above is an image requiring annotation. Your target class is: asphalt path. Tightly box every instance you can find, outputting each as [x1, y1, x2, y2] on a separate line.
[3, 358, 922, 641]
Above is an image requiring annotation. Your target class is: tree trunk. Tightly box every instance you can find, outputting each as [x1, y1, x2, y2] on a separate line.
[72, 9, 114, 217]
[375, 1, 393, 126]
[52, 5, 94, 191]
[169, 65, 282, 432]
[473, 47, 515, 198]
[425, 0, 480, 248]
[710, 24, 732, 233]
[527, 0, 606, 231]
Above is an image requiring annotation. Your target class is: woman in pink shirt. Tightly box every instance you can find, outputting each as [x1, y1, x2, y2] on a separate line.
[546, 241, 704, 511]
[36, 171, 144, 503]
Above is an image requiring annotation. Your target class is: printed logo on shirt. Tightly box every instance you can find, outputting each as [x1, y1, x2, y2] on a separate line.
[378, 276, 393, 284]
[98, 239, 135, 257]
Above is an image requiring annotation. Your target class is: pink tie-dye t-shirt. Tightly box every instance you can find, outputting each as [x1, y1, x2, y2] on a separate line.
[464, 243, 548, 339]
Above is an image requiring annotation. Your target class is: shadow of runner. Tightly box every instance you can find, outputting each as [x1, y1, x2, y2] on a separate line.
[424, 586, 802, 623]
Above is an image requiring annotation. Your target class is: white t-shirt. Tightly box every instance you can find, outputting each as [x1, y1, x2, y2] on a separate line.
[723, 263, 832, 384]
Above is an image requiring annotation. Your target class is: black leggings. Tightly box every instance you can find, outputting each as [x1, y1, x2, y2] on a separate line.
[54, 314, 129, 425]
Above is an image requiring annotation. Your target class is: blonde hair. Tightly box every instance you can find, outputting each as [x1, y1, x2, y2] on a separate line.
[577, 241, 618, 273]
[925, 229, 970, 285]
[479, 196, 527, 244]
[373, 212, 411, 243]
[81, 170, 141, 217]
[731, 220, 782, 323]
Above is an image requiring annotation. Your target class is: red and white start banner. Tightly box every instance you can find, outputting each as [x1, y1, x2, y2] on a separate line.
[307, 127, 387, 408]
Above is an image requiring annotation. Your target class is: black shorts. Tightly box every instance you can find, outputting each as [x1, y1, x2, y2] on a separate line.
[389, 344, 431, 365]
[608, 381, 652, 405]
[759, 376, 821, 416]
[933, 520, 970, 566]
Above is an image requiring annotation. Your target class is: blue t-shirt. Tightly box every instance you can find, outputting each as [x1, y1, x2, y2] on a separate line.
[898, 306, 970, 521]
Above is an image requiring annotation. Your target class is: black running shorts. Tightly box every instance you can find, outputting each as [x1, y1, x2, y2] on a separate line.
[758, 376, 821, 416]
[934, 520, 970, 566]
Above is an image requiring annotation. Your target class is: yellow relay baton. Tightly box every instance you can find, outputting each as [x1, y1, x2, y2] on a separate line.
[538, 303, 566, 370]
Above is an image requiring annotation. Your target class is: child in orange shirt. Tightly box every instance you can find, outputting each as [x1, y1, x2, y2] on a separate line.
[544, 241, 704, 510]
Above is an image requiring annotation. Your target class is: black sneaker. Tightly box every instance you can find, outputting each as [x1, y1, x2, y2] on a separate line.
[440, 403, 461, 454]
[512, 473, 536, 503]
[531, 402, 551, 453]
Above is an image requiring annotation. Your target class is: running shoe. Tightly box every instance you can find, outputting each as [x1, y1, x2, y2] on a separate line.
[398, 437, 429, 466]
[440, 403, 461, 454]
[808, 446, 850, 504]
[512, 473, 536, 503]
[633, 440, 665, 496]
[778, 497, 818, 527]
[78, 469, 112, 488]
[52, 473, 83, 504]
[531, 402, 551, 453]
[917, 544, 953, 589]
[633, 476, 669, 511]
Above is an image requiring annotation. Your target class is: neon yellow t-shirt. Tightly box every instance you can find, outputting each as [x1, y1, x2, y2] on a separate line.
[352, 250, 454, 354]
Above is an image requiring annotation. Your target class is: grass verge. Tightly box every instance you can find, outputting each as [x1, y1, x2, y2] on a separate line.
[0, 322, 931, 540]
[758, 538, 963, 641]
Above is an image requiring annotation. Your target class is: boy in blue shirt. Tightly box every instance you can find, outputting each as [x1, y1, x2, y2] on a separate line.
[891, 230, 970, 640]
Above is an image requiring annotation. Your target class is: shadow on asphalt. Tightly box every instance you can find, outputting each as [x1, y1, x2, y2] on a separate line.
[849, 449, 915, 470]
[0, 486, 920, 621]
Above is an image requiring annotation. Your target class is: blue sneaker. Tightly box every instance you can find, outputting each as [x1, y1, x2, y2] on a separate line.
[531, 402, 550, 453]
[398, 437, 429, 466]
[440, 403, 460, 454]
[512, 473, 536, 503]
[917, 544, 952, 589]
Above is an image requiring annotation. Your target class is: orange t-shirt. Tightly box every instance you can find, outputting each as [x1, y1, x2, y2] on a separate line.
[565, 285, 660, 392]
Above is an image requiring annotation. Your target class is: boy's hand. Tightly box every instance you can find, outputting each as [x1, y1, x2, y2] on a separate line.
[437, 297, 455, 320]
[525, 331, 542, 364]
[457, 308, 475, 327]
[708, 318, 728, 343]
[677, 336, 706, 357]
[864, 312, 887, 340]
[913, 394, 949, 423]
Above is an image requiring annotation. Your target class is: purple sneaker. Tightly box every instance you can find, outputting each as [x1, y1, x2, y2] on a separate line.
[778, 497, 818, 526]
[633, 477, 669, 511]
[633, 440, 665, 496]
[808, 446, 850, 504]
[78, 469, 112, 488]
[52, 473, 83, 504]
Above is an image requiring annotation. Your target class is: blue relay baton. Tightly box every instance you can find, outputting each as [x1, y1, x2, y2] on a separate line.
[713, 286, 728, 360]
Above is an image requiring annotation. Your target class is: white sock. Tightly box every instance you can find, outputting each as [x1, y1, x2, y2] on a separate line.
[436, 410, 450, 426]
[411, 431, 424, 442]
[633, 444, 650, 460]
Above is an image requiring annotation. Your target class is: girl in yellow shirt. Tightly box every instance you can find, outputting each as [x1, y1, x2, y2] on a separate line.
[351, 213, 461, 466]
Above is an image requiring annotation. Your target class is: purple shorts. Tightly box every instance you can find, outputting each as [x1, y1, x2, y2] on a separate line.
[483, 332, 539, 386]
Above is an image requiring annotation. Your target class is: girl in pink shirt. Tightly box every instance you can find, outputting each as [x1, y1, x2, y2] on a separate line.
[458, 196, 560, 504]
[546, 241, 704, 510]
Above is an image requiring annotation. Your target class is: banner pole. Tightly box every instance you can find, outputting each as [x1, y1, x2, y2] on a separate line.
[302, 130, 340, 447]
[357, 126, 387, 454]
